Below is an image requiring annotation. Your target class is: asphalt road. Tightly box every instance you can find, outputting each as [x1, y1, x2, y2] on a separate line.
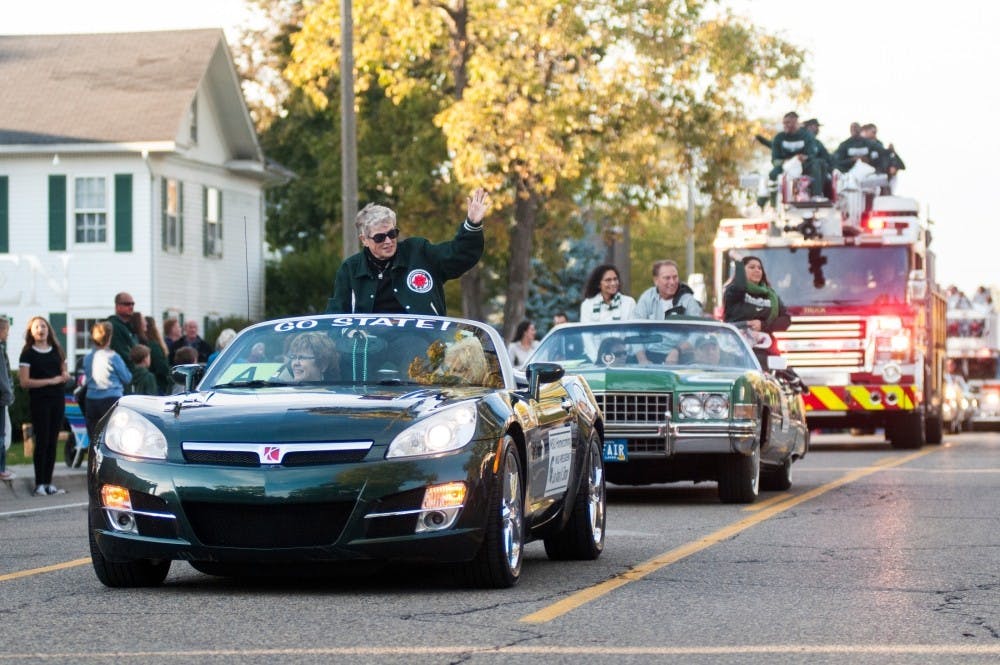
[1, 431, 998, 664]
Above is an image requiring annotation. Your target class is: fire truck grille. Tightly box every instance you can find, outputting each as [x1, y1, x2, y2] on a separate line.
[595, 393, 671, 423]
[773, 317, 867, 369]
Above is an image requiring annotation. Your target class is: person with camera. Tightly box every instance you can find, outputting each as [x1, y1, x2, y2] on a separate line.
[326, 188, 490, 316]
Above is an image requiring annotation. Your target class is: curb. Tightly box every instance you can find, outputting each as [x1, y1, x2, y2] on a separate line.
[3, 462, 88, 497]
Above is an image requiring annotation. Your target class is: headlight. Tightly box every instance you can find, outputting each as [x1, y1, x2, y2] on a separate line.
[386, 403, 478, 458]
[679, 394, 704, 418]
[704, 394, 730, 418]
[103, 407, 168, 460]
[679, 393, 730, 419]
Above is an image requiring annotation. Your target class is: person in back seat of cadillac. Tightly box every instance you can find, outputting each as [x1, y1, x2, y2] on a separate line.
[326, 189, 490, 316]
[723, 255, 791, 368]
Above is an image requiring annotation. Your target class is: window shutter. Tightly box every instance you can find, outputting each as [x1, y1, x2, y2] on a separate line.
[114, 174, 133, 252]
[161, 177, 167, 250]
[48, 175, 67, 251]
[0, 176, 8, 253]
[202, 185, 208, 257]
[49, 312, 68, 352]
[178, 181, 184, 253]
[218, 189, 223, 245]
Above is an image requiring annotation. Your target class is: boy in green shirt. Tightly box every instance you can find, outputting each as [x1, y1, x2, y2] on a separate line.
[128, 345, 159, 396]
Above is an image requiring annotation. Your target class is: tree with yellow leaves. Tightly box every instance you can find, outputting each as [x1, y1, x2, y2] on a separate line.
[286, 0, 806, 337]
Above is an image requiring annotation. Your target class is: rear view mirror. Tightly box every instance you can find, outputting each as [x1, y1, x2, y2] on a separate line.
[907, 269, 927, 303]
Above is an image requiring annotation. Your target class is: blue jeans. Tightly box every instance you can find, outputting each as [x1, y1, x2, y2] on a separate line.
[0, 406, 7, 472]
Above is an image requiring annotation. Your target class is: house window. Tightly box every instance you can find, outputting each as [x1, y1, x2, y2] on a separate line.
[73, 317, 101, 371]
[74, 177, 107, 244]
[204, 186, 222, 258]
[163, 178, 182, 252]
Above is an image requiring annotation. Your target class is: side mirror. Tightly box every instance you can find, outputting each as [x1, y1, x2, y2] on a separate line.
[525, 362, 565, 400]
[171, 364, 205, 393]
[739, 173, 762, 191]
[907, 269, 928, 303]
[767, 355, 787, 371]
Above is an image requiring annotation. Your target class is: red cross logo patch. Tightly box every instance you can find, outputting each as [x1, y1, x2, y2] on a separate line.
[406, 269, 433, 294]
[262, 446, 281, 463]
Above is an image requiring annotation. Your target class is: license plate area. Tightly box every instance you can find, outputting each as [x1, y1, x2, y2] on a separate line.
[602, 439, 628, 462]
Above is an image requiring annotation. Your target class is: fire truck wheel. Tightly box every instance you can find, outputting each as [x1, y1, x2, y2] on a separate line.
[889, 412, 925, 449]
[718, 444, 760, 504]
[761, 458, 793, 492]
[925, 414, 943, 445]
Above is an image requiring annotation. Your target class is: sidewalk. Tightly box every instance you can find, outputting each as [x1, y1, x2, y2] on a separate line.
[1, 461, 88, 498]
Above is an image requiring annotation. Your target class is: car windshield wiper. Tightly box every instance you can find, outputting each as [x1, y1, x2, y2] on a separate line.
[210, 379, 293, 389]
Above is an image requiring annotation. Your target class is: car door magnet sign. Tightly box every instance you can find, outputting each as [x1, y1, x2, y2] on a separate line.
[407, 269, 434, 293]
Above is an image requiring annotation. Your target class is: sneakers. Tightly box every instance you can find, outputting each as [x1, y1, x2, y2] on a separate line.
[0, 470, 15, 481]
[32, 484, 66, 496]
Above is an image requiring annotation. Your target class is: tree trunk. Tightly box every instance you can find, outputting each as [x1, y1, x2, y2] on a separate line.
[460, 268, 484, 320]
[501, 181, 539, 341]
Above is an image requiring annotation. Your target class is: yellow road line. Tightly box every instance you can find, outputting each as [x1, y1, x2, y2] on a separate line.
[520, 448, 936, 624]
[0, 644, 996, 659]
[0, 558, 90, 583]
[742, 491, 792, 512]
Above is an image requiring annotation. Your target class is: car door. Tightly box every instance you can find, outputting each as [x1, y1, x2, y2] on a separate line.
[523, 377, 576, 524]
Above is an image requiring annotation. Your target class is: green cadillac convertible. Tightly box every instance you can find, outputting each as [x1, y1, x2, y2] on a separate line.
[528, 319, 809, 503]
[87, 315, 605, 588]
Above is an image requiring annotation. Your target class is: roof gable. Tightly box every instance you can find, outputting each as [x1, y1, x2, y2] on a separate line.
[0, 29, 260, 160]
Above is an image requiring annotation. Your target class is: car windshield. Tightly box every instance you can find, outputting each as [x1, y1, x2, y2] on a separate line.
[202, 315, 506, 389]
[531, 321, 756, 370]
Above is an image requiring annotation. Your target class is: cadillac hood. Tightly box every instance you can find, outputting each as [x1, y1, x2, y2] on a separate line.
[572, 367, 753, 393]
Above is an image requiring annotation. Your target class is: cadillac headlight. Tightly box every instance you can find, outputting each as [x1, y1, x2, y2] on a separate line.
[704, 394, 730, 418]
[104, 407, 168, 459]
[679, 394, 704, 418]
[386, 403, 478, 458]
[679, 393, 730, 419]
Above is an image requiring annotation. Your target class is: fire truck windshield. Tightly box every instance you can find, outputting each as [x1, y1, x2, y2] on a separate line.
[736, 246, 909, 307]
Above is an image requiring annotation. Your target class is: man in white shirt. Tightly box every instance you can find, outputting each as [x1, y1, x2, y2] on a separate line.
[633, 260, 704, 319]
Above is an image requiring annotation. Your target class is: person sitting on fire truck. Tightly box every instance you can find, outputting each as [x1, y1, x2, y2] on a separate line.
[802, 118, 833, 196]
[833, 122, 881, 173]
[768, 111, 826, 201]
[723, 255, 791, 367]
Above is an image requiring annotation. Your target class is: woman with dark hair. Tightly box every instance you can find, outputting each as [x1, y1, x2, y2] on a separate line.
[506, 320, 539, 369]
[723, 255, 791, 366]
[143, 315, 171, 394]
[579, 264, 636, 323]
[17, 316, 71, 496]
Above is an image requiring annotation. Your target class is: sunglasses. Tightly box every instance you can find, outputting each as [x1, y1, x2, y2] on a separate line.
[288, 354, 316, 362]
[367, 228, 399, 243]
[117, 301, 135, 307]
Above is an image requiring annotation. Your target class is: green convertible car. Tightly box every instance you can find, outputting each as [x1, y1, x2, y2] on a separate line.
[87, 314, 605, 588]
[528, 319, 809, 503]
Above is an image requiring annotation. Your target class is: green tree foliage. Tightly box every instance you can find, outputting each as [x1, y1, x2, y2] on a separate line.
[527, 238, 603, 333]
[265, 245, 337, 318]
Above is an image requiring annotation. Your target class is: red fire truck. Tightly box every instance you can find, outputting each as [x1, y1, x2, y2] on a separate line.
[713, 166, 947, 448]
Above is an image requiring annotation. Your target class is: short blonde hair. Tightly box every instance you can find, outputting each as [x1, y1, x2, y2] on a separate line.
[355, 203, 396, 237]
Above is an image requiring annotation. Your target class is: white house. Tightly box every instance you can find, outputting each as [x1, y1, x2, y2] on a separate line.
[0, 29, 285, 370]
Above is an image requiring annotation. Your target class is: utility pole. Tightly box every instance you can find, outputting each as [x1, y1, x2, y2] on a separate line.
[686, 167, 695, 279]
[340, 0, 358, 259]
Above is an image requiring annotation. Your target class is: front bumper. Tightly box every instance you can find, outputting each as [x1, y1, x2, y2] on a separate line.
[605, 419, 757, 457]
[89, 447, 492, 565]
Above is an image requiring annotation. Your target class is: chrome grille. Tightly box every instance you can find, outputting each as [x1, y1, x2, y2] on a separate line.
[772, 316, 867, 369]
[595, 393, 671, 423]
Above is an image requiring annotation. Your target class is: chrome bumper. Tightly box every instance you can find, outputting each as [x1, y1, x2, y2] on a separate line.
[605, 419, 756, 456]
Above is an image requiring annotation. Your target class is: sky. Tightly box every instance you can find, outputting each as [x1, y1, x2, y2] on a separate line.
[3, 0, 996, 295]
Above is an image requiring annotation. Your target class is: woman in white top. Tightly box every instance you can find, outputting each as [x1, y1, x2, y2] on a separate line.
[579, 264, 636, 322]
[506, 320, 539, 369]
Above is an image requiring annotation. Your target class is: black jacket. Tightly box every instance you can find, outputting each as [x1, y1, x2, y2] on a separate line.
[723, 262, 791, 334]
[326, 220, 484, 316]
